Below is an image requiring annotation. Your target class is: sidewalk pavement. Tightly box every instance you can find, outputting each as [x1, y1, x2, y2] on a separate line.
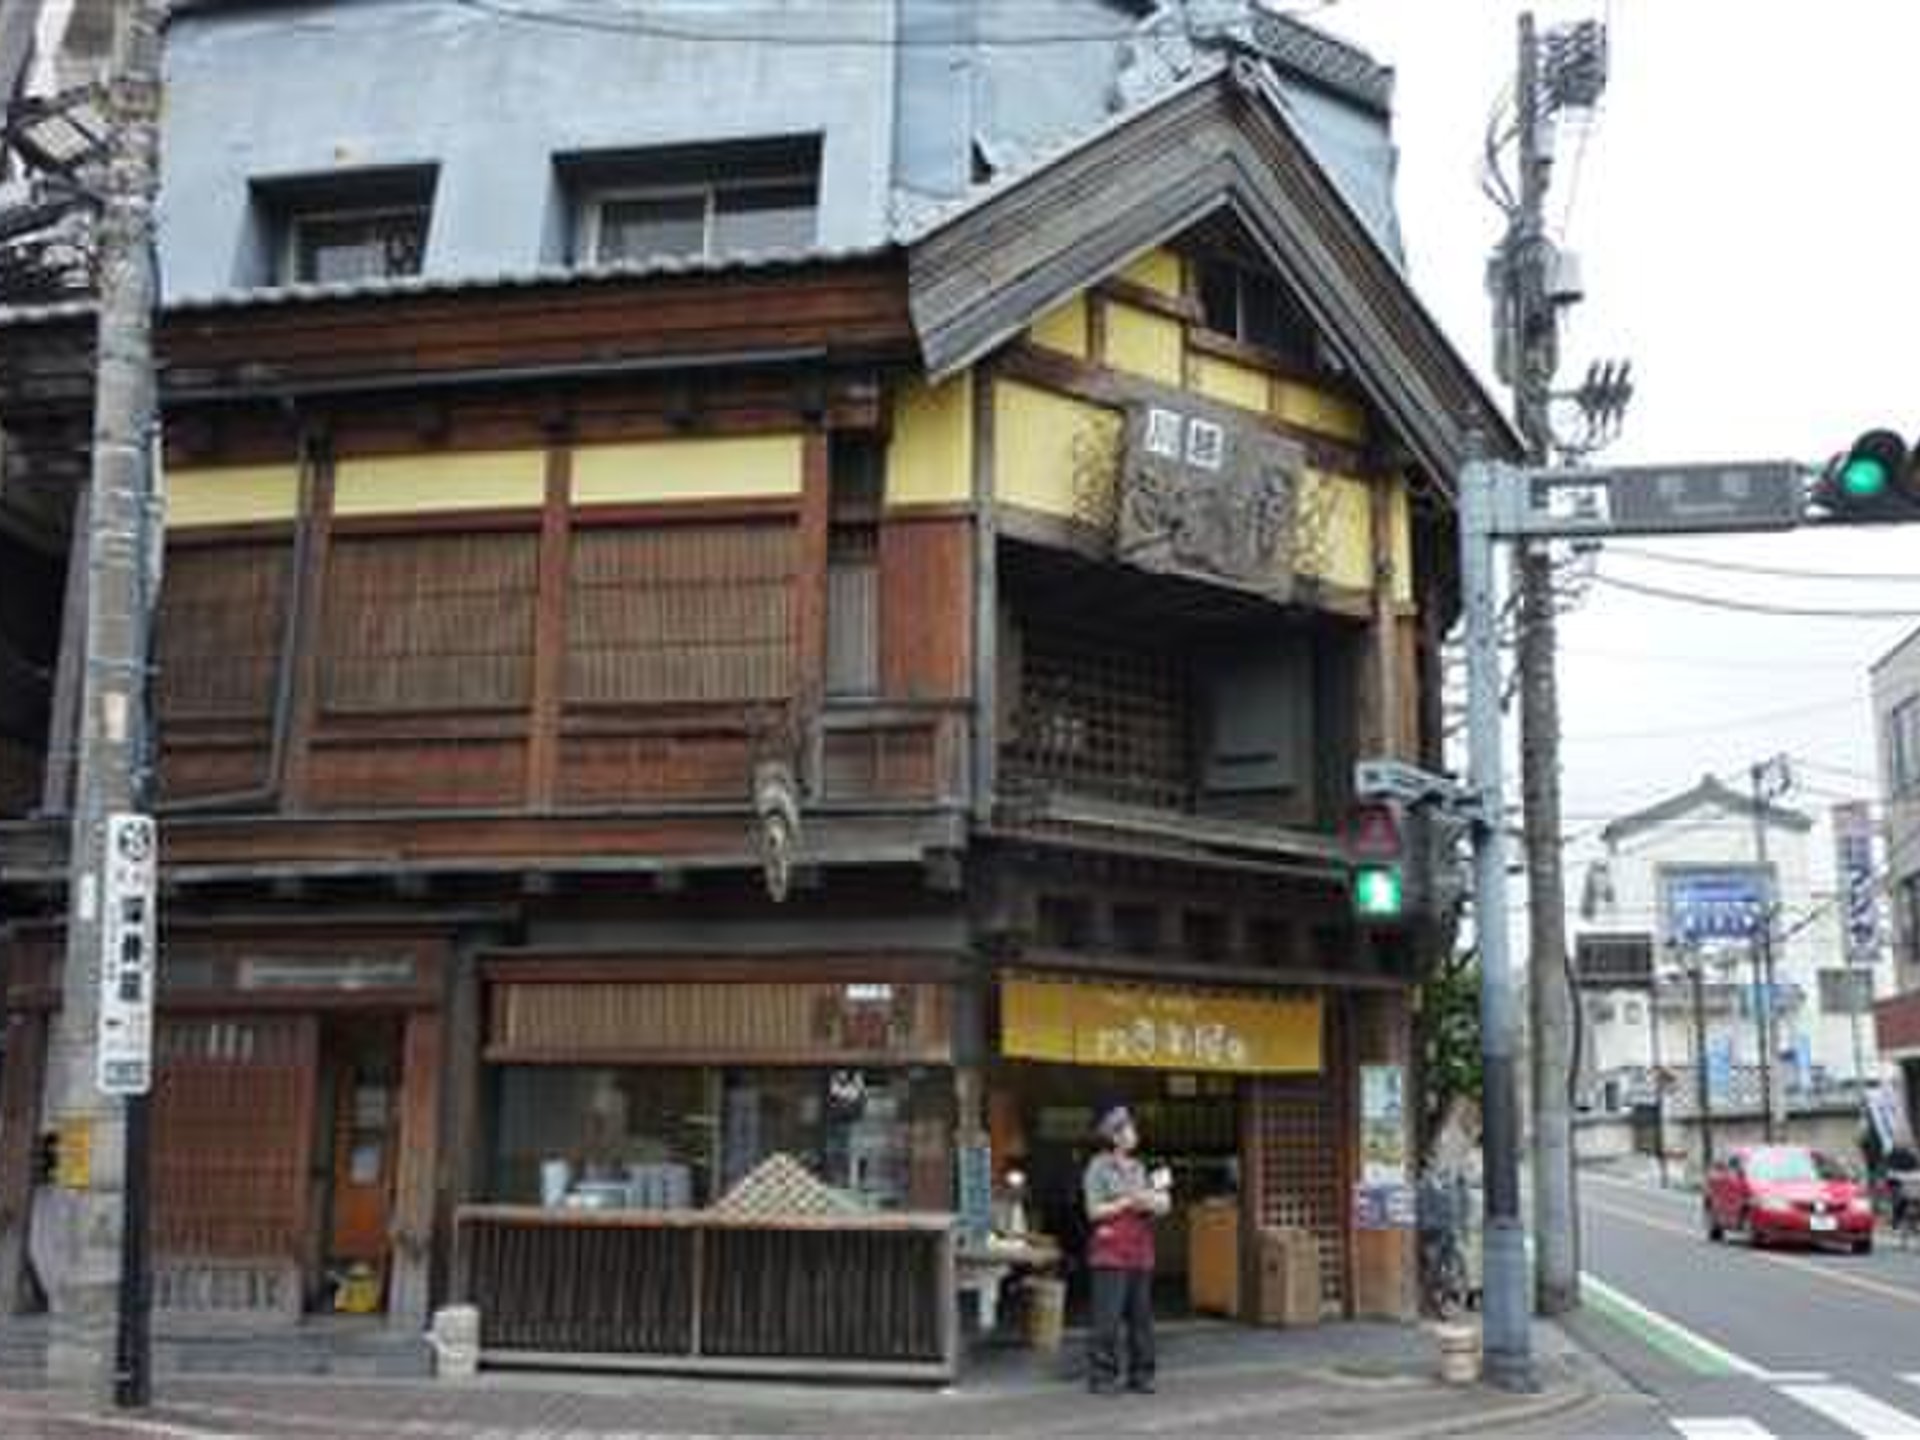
[0, 1319, 1604, 1439]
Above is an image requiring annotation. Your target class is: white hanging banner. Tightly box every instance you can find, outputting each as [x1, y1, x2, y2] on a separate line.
[97, 812, 158, 1096]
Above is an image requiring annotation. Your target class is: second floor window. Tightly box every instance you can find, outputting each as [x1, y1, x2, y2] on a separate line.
[290, 207, 429, 285]
[253, 165, 437, 288]
[590, 180, 815, 265]
[565, 135, 821, 267]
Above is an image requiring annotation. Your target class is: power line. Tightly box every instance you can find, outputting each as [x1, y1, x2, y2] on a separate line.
[1559, 644, 1865, 673]
[1605, 544, 1920, 586]
[1564, 694, 1863, 744]
[1591, 572, 1920, 621]
[447, 0, 1340, 46]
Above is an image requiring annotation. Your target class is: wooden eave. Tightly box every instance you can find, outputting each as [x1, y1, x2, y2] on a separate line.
[0, 254, 915, 421]
[905, 61, 1521, 493]
[0, 807, 966, 890]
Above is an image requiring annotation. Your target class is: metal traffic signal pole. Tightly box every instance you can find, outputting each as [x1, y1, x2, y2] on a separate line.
[1460, 452, 1810, 1394]
[41, 0, 164, 1410]
[1460, 458, 1534, 1393]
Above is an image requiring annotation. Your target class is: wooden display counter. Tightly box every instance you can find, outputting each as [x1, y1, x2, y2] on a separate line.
[455, 1205, 960, 1381]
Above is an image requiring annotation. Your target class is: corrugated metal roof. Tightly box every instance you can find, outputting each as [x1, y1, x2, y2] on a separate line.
[0, 243, 889, 327]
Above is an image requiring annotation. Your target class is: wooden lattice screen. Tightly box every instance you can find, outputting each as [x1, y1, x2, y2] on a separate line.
[1002, 617, 1189, 809]
[153, 1016, 316, 1259]
[565, 522, 796, 707]
[155, 541, 292, 719]
[319, 531, 538, 712]
[1247, 1073, 1349, 1309]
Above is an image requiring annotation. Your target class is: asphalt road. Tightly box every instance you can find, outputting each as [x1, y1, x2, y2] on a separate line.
[1569, 1169, 1920, 1437]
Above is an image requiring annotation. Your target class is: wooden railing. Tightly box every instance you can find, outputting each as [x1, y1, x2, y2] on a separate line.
[455, 1206, 959, 1381]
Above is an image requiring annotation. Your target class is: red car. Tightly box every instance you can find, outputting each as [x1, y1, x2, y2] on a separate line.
[1704, 1145, 1875, 1253]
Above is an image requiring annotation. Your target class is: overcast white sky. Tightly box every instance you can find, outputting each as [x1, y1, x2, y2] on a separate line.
[1313, 0, 1920, 894]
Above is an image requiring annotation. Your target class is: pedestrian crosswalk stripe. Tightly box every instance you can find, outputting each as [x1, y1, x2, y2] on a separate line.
[1780, 1383, 1920, 1438]
[1671, 1419, 1776, 1439]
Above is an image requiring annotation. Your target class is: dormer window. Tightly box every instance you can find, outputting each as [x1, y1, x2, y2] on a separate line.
[291, 207, 428, 285]
[561, 136, 820, 267]
[252, 164, 437, 287]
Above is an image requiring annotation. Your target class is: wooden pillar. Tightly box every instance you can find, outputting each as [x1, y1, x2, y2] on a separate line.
[437, 946, 484, 1305]
[526, 434, 573, 809]
[1365, 473, 1405, 758]
[1349, 988, 1416, 1320]
[279, 433, 336, 812]
[0, 1009, 48, 1313]
[388, 1008, 442, 1328]
[795, 431, 831, 710]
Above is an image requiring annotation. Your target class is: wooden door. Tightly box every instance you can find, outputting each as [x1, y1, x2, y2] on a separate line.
[327, 1028, 400, 1269]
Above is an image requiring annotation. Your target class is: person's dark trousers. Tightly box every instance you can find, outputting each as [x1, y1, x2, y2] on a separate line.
[1088, 1266, 1155, 1391]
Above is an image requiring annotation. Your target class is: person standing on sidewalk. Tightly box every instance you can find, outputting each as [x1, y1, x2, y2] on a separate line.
[1083, 1105, 1170, 1395]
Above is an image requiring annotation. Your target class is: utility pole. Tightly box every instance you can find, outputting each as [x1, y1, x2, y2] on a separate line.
[1748, 756, 1790, 1143]
[1504, 8, 1578, 1318]
[41, 0, 163, 1410]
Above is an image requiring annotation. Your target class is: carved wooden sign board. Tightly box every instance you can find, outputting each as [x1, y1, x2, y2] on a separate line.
[1116, 400, 1304, 601]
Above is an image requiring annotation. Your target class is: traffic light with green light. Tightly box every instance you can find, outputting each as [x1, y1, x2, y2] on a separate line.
[1812, 430, 1920, 522]
[1353, 862, 1405, 920]
[1347, 800, 1407, 923]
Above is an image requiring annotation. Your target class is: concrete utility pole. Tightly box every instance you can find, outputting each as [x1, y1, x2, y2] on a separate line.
[1748, 756, 1790, 1142]
[42, 0, 164, 1409]
[1504, 8, 1579, 1318]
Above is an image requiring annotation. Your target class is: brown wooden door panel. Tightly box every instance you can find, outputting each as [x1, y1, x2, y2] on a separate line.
[153, 1016, 317, 1260]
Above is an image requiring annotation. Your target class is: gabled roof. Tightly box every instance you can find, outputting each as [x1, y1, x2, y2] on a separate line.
[904, 58, 1520, 490]
[1600, 775, 1814, 849]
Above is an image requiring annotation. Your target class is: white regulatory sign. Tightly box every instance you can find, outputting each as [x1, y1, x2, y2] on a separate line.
[97, 813, 157, 1096]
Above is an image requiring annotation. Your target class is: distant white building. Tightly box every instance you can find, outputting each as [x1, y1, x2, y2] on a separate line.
[1575, 775, 1887, 1119]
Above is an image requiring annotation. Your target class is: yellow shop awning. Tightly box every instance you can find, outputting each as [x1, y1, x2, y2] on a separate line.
[1000, 974, 1322, 1076]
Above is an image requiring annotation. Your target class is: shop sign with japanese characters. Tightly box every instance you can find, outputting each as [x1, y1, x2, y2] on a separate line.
[1117, 401, 1303, 599]
[999, 975, 1321, 1075]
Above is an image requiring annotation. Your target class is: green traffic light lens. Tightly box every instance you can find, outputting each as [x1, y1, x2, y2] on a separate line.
[1841, 456, 1892, 499]
[1354, 865, 1404, 918]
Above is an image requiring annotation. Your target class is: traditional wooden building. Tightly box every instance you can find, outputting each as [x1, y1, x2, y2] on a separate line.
[0, 0, 1515, 1377]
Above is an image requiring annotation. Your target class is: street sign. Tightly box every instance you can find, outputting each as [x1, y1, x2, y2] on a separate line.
[1487, 460, 1806, 538]
[1832, 802, 1879, 964]
[97, 813, 157, 1096]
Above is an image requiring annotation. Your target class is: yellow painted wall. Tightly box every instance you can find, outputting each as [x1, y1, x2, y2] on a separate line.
[1275, 379, 1368, 446]
[1189, 351, 1269, 413]
[1119, 248, 1184, 299]
[1105, 303, 1183, 387]
[1299, 474, 1415, 603]
[1029, 295, 1090, 360]
[571, 435, 803, 507]
[993, 379, 1122, 523]
[887, 373, 974, 507]
[165, 463, 300, 529]
[332, 449, 546, 518]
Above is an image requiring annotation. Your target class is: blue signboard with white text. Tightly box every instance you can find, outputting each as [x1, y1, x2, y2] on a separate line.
[1665, 869, 1767, 945]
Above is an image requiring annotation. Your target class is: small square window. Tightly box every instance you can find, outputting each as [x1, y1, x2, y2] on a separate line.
[253, 165, 437, 288]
